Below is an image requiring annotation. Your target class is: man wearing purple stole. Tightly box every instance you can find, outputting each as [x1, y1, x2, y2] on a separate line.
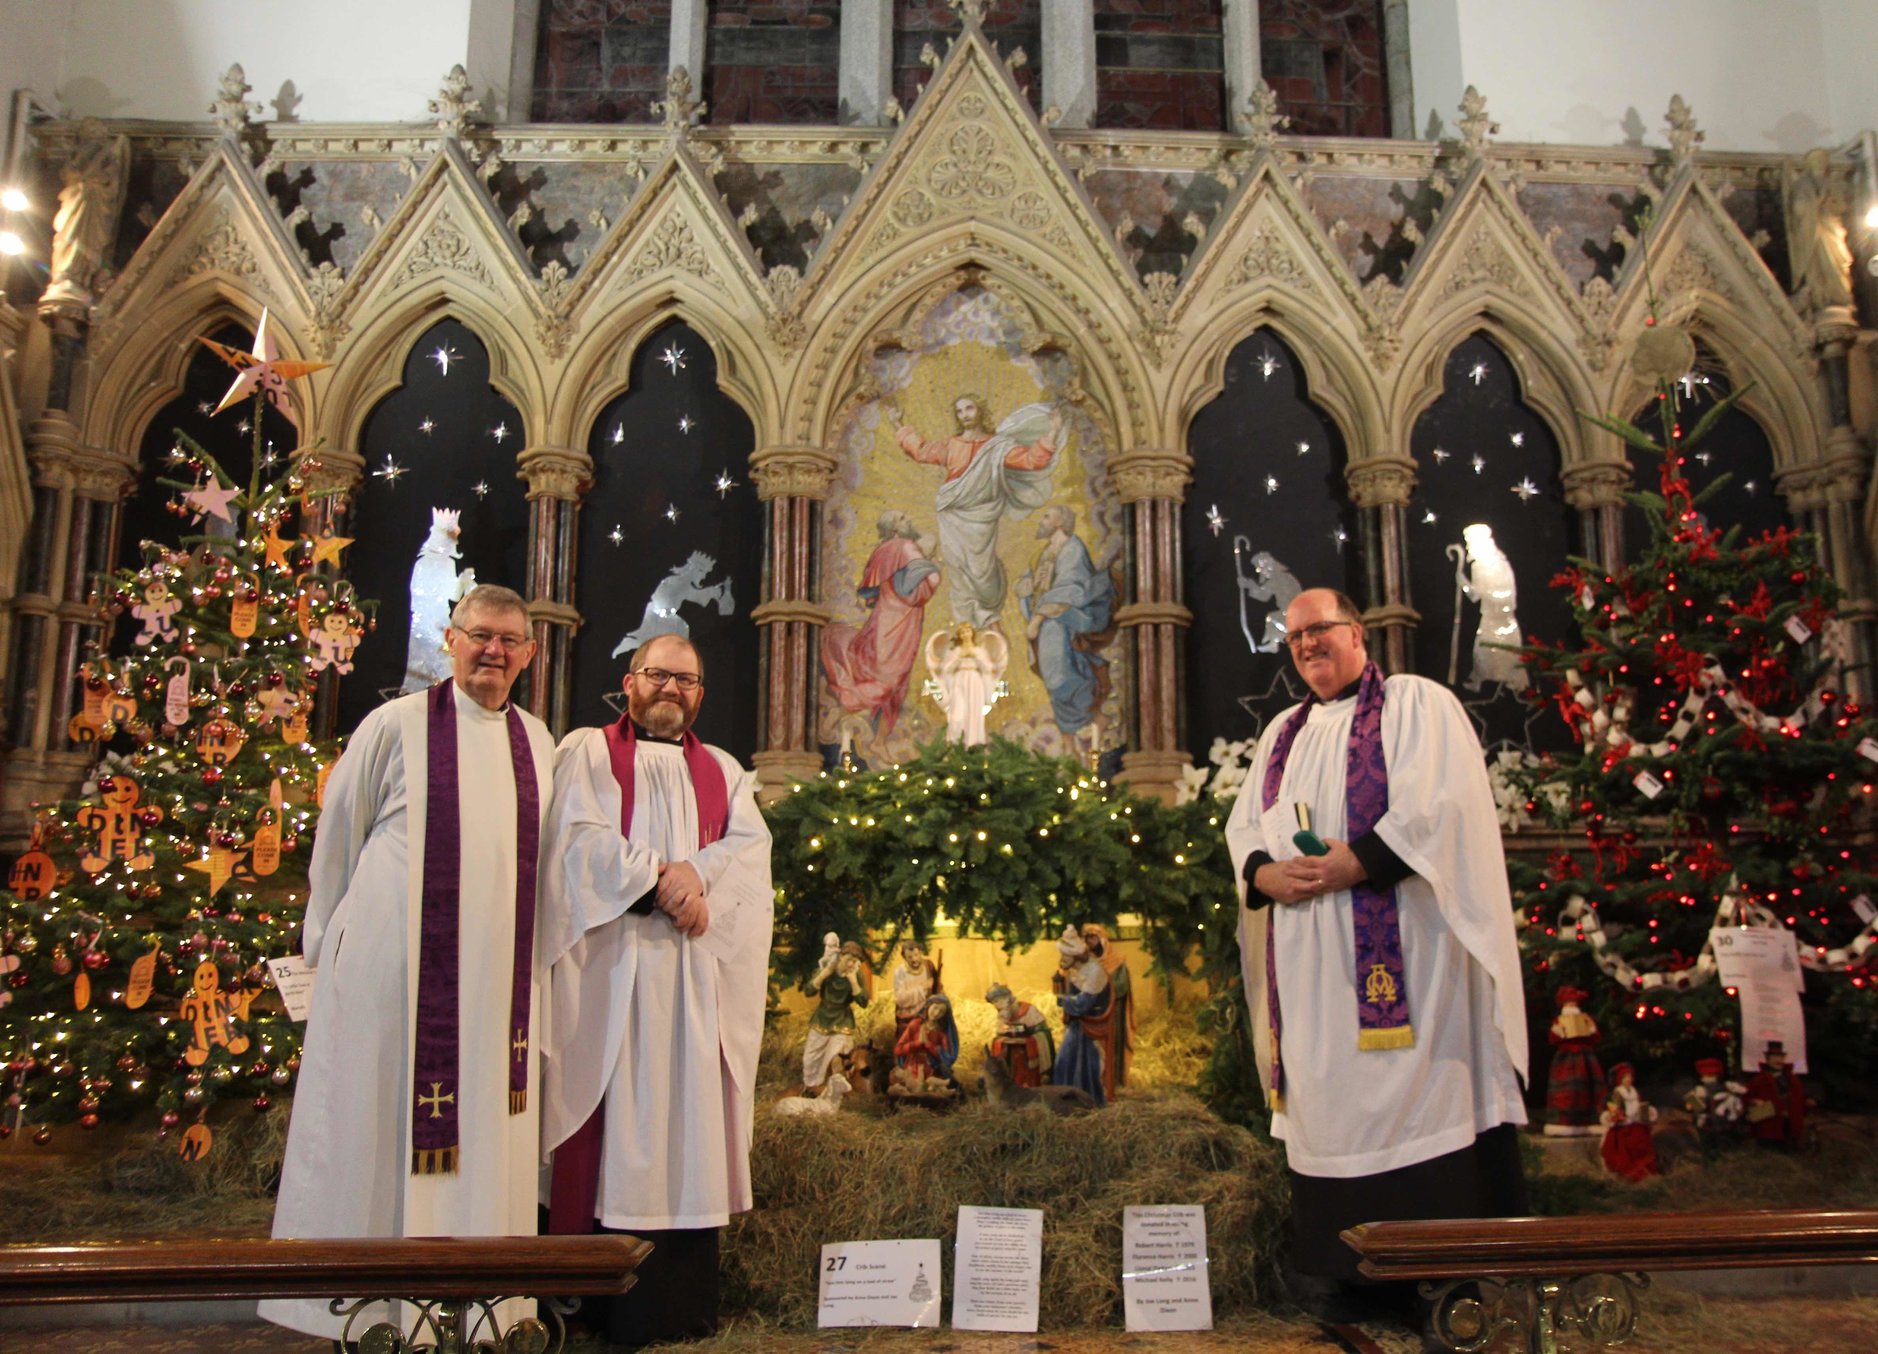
[264, 585, 553, 1340]
[539, 633, 774, 1347]
[1225, 588, 1528, 1326]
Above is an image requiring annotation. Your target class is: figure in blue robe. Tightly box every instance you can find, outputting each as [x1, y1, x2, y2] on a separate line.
[1018, 504, 1115, 734]
[1051, 928, 1112, 1107]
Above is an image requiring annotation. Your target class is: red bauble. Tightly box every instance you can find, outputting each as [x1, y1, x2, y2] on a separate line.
[203, 767, 224, 786]
[252, 1094, 271, 1112]
[81, 949, 108, 971]
[160, 1111, 181, 1128]
[6, 972, 27, 989]
[79, 1114, 100, 1130]
[31, 1126, 51, 1145]
[0, 1124, 10, 1140]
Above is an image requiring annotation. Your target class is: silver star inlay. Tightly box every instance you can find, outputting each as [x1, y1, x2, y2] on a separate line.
[1432, 446, 1450, 464]
[372, 455, 407, 485]
[1512, 477, 1540, 502]
[1509, 431, 1526, 448]
[167, 445, 187, 465]
[472, 480, 489, 498]
[196, 401, 215, 416]
[678, 415, 695, 434]
[237, 419, 252, 436]
[1744, 479, 1760, 497]
[491, 422, 510, 444]
[432, 346, 462, 376]
[1257, 348, 1281, 380]
[1296, 440, 1311, 456]
[1695, 451, 1713, 466]
[1330, 526, 1349, 551]
[664, 504, 681, 523]
[1205, 504, 1227, 536]
[1423, 509, 1439, 524]
[1471, 454, 1487, 474]
[419, 417, 436, 435]
[1469, 361, 1489, 385]
[611, 424, 625, 445]
[660, 344, 687, 374]
[608, 525, 624, 545]
[1263, 474, 1280, 495]
[713, 471, 738, 498]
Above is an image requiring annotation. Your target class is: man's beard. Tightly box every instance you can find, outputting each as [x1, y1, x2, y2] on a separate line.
[634, 695, 691, 738]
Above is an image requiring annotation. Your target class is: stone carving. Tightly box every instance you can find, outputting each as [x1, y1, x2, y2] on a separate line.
[625, 213, 719, 289]
[171, 211, 271, 299]
[391, 208, 496, 293]
[429, 65, 483, 141]
[1665, 95, 1703, 166]
[1226, 225, 1317, 294]
[931, 125, 1017, 205]
[209, 65, 264, 141]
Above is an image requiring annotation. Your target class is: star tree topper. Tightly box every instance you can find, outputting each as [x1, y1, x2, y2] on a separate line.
[197, 308, 330, 415]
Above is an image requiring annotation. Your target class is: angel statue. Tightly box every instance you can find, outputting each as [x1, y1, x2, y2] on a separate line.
[925, 622, 1008, 746]
[1446, 523, 1527, 691]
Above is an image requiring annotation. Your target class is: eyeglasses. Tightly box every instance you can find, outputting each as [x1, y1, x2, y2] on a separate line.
[1284, 620, 1357, 652]
[459, 628, 532, 651]
[634, 667, 703, 692]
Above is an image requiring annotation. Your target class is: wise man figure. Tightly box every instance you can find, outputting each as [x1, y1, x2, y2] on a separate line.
[263, 585, 552, 1341]
[539, 632, 774, 1347]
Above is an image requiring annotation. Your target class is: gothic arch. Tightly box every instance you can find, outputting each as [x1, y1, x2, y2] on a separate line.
[320, 288, 543, 454]
[791, 225, 1148, 456]
[1390, 301, 1594, 468]
[1166, 295, 1383, 460]
[83, 286, 312, 457]
[554, 288, 777, 452]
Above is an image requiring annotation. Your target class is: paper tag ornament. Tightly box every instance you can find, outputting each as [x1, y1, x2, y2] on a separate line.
[124, 946, 159, 1010]
[1852, 894, 1877, 926]
[195, 716, 247, 766]
[280, 704, 309, 744]
[8, 826, 55, 900]
[166, 659, 193, 727]
[74, 971, 90, 1011]
[178, 1121, 214, 1162]
[1784, 615, 1814, 645]
[228, 580, 259, 638]
[1858, 737, 1878, 764]
[1633, 770, 1665, 800]
[180, 960, 253, 1067]
[307, 611, 362, 674]
[187, 844, 246, 897]
[76, 775, 160, 872]
[251, 780, 284, 877]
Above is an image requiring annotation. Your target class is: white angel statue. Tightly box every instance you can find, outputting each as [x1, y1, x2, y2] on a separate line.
[925, 622, 1008, 746]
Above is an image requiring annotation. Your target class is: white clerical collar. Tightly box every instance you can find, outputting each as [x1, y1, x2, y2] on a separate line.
[450, 681, 512, 721]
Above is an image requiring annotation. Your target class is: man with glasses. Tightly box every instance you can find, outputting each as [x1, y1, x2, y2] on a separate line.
[264, 585, 553, 1341]
[539, 632, 773, 1347]
[1224, 589, 1528, 1330]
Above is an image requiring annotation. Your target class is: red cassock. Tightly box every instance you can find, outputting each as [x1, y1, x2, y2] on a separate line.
[821, 535, 939, 735]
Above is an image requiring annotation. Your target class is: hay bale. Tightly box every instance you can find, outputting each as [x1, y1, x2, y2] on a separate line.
[724, 1091, 1289, 1328]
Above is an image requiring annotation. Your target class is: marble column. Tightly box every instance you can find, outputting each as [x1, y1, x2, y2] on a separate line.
[1560, 459, 1632, 568]
[1109, 447, 1192, 804]
[839, 0, 893, 126]
[749, 444, 836, 799]
[518, 443, 594, 731]
[0, 413, 137, 842]
[1042, 0, 1096, 131]
[1345, 455, 1418, 673]
[1222, 0, 1264, 131]
[1813, 310, 1877, 698]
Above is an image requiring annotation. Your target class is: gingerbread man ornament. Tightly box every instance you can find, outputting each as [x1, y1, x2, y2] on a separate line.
[75, 775, 161, 872]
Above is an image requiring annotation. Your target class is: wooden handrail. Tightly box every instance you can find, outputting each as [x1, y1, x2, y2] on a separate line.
[0, 1235, 651, 1306]
[1344, 1208, 1878, 1281]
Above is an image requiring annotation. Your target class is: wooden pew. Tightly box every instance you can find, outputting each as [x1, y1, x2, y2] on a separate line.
[1343, 1209, 1878, 1351]
[0, 1234, 650, 1349]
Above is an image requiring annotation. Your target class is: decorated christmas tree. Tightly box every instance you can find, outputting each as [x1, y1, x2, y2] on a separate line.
[1509, 328, 1878, 1104]
[1, 320, 367, 1147]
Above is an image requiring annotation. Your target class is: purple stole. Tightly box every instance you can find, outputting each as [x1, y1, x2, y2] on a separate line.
[1258, 662, 1412, 1105]
[413, 681, 541, 1175]
[546, 716, 730, 1233]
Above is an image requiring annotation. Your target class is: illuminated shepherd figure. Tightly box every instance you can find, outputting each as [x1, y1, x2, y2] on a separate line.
[612, 550, 735, 656]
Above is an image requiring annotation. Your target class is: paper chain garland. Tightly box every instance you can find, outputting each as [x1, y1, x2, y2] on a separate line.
[1561, 662, 1833, 758]
[1551, 881, 1878, 988]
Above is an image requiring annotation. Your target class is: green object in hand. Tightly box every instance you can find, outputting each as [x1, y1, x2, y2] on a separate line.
[1292, 802, 1328, 856]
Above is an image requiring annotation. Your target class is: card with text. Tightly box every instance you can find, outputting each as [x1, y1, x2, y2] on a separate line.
[815, 1239, 942, 1328]
[1122, 1205, 1213, 1332]
[952, 1206, 1043, 1332]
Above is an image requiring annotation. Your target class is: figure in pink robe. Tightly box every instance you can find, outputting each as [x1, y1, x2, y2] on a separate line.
[821, 510, 940, 735]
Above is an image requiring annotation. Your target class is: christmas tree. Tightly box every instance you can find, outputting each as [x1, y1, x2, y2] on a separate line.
[1, 322, 367, 1146]
[1510, 324, 1878, 1104]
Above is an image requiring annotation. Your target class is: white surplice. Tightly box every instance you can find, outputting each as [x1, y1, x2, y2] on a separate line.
[261, 684, 553, 1340]
[1225, 674, 1528, 1179]
[539, 730, 774, 1230]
